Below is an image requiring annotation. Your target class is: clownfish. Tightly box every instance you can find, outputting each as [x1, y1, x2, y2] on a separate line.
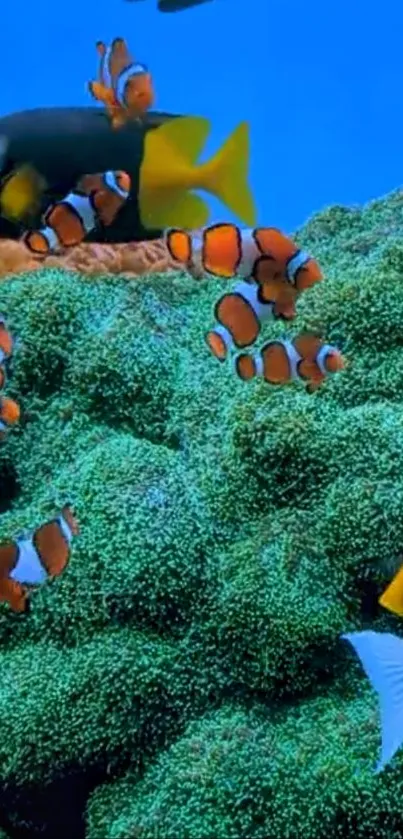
[88, 38, 154, 128]
[234, 332, 344, 392]
[23, 170, 131, 255]
[0, 314, 14, 388]
[0, 315, 13, 365]
[0, 505, 79, 613]
[0, 395, 20, 440]
[205, 280, 275, 361]
[165, 223, 323, 320]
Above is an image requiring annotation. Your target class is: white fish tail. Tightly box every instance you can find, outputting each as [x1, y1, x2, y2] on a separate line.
[342, 630, 403, 772]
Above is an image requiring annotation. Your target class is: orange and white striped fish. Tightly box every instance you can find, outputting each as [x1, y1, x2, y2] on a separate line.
[23, 170, 131, 255]
[234, 333, 345, 392]
[165, 223, 323, 315]
[0, 314, 14, 389]
[88, 37, 154, 128]
[205, 280, 275, 361]
[0, 505, 79, 613]
[0, 395, 20, 440]
[166, 223, 322, 324]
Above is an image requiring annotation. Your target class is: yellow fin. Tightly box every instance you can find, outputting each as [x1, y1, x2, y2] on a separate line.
[152, 116, 211, 162]
[0, 164, 45, 222]
[379, 564, 403, 617]
[197, 121, 257, 226]
[141, 190, 209, 230]
[140, 116, 211, 194]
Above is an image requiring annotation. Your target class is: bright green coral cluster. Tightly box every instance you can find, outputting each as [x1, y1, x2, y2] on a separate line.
[2, 191, 403, 837]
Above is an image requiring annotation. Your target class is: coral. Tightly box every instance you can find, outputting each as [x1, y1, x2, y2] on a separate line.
[1, 191, 403, 838]
[0, 238, 176, 280]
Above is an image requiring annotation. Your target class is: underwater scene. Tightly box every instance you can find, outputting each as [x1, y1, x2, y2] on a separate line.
[2, 0, 403, 836]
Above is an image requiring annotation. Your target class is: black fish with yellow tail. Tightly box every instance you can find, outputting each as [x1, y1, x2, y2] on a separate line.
[0, 107, 257, 247]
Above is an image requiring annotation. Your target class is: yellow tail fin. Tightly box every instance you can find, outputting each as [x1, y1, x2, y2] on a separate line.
[139, 116, 212, 227]
[379, 564, 403, 617]
[141, 189, 209, 230]
[198, 121, 257, 227]
[147, 116, 211, 167]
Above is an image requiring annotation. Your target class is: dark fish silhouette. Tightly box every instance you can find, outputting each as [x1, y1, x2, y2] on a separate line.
[125, 0, 212, 9]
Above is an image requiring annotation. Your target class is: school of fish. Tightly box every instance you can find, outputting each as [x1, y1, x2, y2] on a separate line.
[0, 23, 400, 785]
[166, 223, 344, 391]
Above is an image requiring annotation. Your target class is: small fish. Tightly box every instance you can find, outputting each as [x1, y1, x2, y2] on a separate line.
[0, 395, 20, 440]
[205, 281, 275, 361]
[0, 314, 15, 390]
[0, 314, 14, 366]
[23, 170, 131, 255]
[166, 223, 322, 285]
[342, 630, 403, 773]
[0, 163, 47, 223]
[125, 0, 212, 8]
[0, 505, 79, 613]
[158, 0, 212, 8]
[88, 38, 154, 128]
[234, 333, 344, 391]
[166, 223, 322, 319]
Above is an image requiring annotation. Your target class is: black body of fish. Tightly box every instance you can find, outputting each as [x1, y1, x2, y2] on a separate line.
[125, 0, 212, 8]
[0, 106, 181, 244]
[158, 0, 212, 9]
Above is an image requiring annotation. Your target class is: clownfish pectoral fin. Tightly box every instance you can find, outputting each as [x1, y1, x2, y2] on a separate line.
[379, 563, 403, 617]
[205, 329, 229, 361]
[165, 228, 192, 265]
[342, 631, 403, 773]
[141, 189, 209, 231]
[0, 578, 29, 613]
[234, 352, 257, 381]
[273, 298, 297, 320]
[88, 81, 116, 107]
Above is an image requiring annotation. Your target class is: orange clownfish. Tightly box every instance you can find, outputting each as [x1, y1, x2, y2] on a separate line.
[165, 222, 323, 320]
[23, 170, 131, 255]
[234, 332, 345, 392]
[0, 314, 14, 389]
[205, 280, 275, 361]
[0, 505, 79, 613]
[88, 38, 154, 128]
[0, 395, 20, 440]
